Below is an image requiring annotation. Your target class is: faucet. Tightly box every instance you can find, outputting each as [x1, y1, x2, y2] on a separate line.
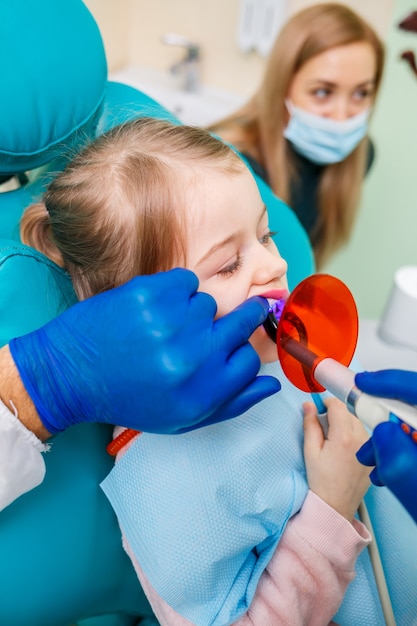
[162, 33, 200, 93]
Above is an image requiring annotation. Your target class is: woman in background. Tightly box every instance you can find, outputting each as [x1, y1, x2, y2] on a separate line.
[209, 3, 385, 268]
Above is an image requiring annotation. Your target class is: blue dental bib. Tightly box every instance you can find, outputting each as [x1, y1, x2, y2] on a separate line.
[102, 361, 416, 625]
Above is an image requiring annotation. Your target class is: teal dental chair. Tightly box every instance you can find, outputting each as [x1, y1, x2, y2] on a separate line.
[0, 2, 314, 625]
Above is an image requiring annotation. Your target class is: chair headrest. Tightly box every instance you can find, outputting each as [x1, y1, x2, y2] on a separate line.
[0, 0, 107, 174]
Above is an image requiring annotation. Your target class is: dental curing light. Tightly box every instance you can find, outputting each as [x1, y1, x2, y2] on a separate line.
[265, 274, 417, 434]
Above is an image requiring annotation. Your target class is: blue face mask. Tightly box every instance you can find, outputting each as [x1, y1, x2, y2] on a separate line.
[283, 100, 370, 165]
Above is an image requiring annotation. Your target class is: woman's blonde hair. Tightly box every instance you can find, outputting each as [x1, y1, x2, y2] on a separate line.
[209, 3, 385, 268]
[21, 117, 245, 299]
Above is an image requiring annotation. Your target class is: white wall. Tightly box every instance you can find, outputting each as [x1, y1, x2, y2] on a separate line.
[85, 0, 131, 70]
[85, 0, 394, 98]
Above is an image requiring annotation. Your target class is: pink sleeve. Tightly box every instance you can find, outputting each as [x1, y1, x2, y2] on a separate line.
[122, 490, 371, 626]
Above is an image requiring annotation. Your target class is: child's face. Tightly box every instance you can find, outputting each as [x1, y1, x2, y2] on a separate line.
[186, 166, 288, 364]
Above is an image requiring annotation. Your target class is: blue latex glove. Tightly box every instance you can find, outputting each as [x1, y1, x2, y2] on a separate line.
[9, 268, 280, 435]
[355, 370, 417, 522]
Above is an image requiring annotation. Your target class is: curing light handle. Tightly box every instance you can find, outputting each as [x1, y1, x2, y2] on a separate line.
[314, 358, 417, 432]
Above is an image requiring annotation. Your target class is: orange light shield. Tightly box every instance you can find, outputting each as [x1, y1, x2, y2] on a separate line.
[276, 274, 358, 392]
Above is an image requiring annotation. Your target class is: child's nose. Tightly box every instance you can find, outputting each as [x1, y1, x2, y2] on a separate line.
[255, 247, 288, 285]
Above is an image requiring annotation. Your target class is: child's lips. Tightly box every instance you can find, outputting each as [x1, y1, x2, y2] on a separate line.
[260, 289, 289, 343]
[260, 289, 289, 306]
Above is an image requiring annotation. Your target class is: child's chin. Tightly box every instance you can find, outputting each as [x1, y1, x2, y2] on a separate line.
[260, 346, 278, 364]
[251, 332, 278, 364]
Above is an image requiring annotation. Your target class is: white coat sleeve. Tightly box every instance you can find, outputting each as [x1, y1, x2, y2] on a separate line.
[0, 399, 49, 510]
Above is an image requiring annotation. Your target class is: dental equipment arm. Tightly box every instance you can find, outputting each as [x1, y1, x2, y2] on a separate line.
[314, 359, 417, 432]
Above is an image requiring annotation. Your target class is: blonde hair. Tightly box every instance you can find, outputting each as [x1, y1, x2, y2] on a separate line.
[209, 3, 385, 268]
[21, 117, 245, 299]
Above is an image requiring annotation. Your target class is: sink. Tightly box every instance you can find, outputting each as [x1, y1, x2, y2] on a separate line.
[109, 65, 245, 126]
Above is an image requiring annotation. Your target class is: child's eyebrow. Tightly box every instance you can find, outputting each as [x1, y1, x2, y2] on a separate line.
[197, 234, 237, 267]
[196, 205, 267, 267]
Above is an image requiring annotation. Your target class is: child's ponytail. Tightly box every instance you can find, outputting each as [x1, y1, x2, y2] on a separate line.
[20, 203, 64, 267]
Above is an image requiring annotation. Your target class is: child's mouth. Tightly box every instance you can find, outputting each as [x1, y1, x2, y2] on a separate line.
[262, 294, 288, 343]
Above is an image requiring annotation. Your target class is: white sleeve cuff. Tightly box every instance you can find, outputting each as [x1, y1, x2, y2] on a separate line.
[0, 399, 49, 510]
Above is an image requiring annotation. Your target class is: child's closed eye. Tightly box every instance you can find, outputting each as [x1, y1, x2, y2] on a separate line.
[217, 255, 243, 276]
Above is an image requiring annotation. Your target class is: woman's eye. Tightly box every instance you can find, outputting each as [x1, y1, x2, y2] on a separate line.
[353, 87, 374, 101]
[312, 87, 331, 100]
[218, 256, 243, 276]
[259, 230, 277, 245]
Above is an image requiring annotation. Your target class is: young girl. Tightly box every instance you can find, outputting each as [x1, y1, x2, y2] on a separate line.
[208, 3, 385, 269]
[21, 117, 377, 625]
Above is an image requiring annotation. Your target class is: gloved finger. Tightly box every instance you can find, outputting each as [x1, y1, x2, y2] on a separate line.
[178, 375, 282, 432]
[188, 288, 218, 320]
[369, 466, 385, 487]
[215, 375, 281, 420]
[160, 267, 200, 294]
[214, 296, 269, 353]
[116, 270, 202, 334]
[372, 421, 417, 484]
[373, 423, 417, 520]
[218, 341, 263, 400]
[128, 268, 199, 310]
[356, 437, 377, 466]
[355, 369, 417, 405]
[181, 341, 263, 420]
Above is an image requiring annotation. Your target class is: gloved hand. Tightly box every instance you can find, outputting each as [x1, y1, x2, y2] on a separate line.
[355, 370, 417, 522]
[9, 268, 280, 435]
[355, 369, 417, 404]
